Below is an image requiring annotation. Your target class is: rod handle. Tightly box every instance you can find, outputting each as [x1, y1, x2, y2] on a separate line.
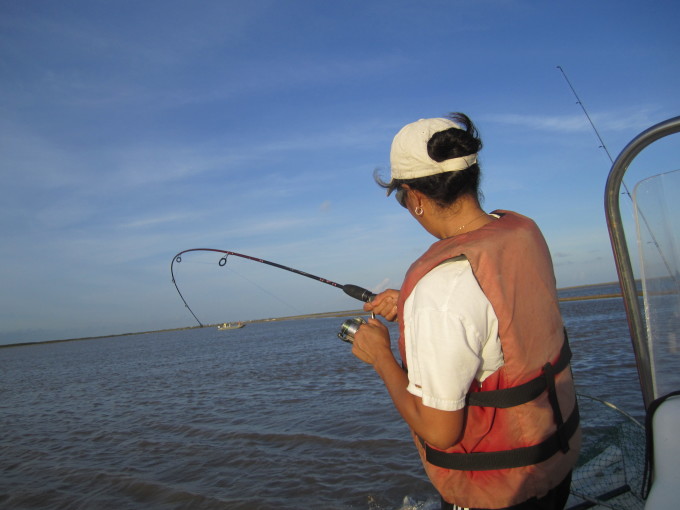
[342, 284, 376, 303]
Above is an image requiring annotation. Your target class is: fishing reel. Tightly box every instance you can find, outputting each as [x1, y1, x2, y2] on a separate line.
[337, 317, 367, 344]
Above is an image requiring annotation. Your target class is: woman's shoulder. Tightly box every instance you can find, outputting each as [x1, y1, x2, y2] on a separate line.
[415, 257, 488, 307]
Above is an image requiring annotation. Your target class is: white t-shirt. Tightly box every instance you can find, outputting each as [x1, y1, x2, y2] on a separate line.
[403, 256, 504, 411]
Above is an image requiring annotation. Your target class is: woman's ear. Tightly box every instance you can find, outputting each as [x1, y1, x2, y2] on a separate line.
[408, 188, 426, 209]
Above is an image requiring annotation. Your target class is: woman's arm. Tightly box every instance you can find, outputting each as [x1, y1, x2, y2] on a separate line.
[352, 318, 464, 449]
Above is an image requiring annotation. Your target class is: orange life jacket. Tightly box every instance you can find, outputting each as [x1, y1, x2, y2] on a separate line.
[397, 210, 580, 509]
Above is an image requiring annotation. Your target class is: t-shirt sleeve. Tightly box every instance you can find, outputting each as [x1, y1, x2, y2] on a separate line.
[404, 258, 503, 411]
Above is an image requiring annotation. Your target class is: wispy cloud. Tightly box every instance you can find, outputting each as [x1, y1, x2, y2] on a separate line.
[118, 213, 198, 230]
[372, 277, 392, 293]
[483, 109, 659, 134]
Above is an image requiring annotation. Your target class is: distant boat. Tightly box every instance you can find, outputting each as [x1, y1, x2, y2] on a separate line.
[217, 322, 245, 330]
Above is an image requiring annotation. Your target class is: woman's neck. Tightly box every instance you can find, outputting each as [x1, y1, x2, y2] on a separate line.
[435, 196, 494, 239]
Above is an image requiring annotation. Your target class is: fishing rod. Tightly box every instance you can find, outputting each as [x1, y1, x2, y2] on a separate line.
[557, 65, 678, 286]
[170, 248, 376, 327]
[557, 66, 616, 165]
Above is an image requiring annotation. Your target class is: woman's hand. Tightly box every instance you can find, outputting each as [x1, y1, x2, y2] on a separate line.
[364, 289, 399, 322]
[351, 318, 392, 365]
[352, 316, 465, 449]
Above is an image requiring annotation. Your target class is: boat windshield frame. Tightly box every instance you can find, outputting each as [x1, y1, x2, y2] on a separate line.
[605, 115, 680, 409]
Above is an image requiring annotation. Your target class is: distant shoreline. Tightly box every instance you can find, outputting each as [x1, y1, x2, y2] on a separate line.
[0, 309, 369, 350]
[3, 287, 637, 350]
[1, 286, 635, 350]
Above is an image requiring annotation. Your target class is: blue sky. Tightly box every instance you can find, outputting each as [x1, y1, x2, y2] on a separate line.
[1, 0, 679, 344]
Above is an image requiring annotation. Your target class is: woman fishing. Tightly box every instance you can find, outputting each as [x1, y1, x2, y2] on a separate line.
[352, 113, 580, 510]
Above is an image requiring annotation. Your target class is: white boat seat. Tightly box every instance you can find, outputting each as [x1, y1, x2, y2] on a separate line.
[644, 395, 680, 509]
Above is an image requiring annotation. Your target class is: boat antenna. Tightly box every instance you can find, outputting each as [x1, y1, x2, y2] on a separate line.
[170, 248, 376, 326]
[557, 65, 678, 286]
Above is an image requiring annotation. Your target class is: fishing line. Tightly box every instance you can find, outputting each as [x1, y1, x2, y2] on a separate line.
[171, 248, 376, 326]
[557, 66, 677, 285]
[179, 253, 302, 314]
[220, 263, 304, 316]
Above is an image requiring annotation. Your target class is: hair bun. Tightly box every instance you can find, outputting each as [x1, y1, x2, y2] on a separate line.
[427, 113, 482, 163]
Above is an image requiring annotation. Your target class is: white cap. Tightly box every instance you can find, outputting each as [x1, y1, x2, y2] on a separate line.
[390, 117, 477, 180]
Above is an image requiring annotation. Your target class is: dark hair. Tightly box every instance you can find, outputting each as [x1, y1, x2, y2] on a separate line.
[376, 112, 484, 208]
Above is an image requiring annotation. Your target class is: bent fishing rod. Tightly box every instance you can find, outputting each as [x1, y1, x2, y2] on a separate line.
[170, 248, 376, 327]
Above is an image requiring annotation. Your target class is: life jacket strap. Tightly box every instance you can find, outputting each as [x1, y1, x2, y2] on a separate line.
[543, 356, 569, 453]
[423, 402, 580, 471]
[422, 330, 578, 471]
[466, 330, 572, 409]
